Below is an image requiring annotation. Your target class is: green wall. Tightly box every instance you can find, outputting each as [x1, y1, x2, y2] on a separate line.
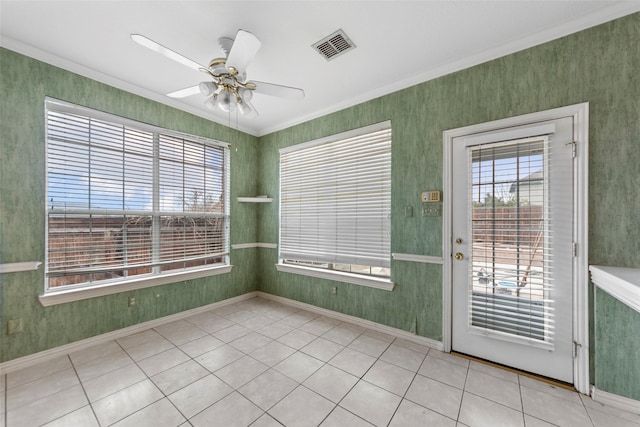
[595, 288, 640, 400]
[1, 13, 639, 401]
[0, 48, 260, 362]
[257, 13, 640, 399]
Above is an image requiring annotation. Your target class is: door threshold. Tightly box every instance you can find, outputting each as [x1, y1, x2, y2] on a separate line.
[451, 351, 575, 391]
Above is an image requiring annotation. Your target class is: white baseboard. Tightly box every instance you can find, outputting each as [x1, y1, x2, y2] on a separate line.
[591, 386, 640, 415]
[1, 290, 444, 374]
[256, 292, 444, 351]
[0, 292, 259, 374]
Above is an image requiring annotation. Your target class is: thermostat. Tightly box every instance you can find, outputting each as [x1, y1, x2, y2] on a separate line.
[421, 191, 441, 203]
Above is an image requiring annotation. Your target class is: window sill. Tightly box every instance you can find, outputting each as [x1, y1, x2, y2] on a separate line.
[39, 265, 233, 307]
[275, 263, 394, 291]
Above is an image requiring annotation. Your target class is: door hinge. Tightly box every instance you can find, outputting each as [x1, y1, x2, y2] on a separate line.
[572, 242, 577, 257]
[573, 340, 582, 358]
[566, 141, 577, 158]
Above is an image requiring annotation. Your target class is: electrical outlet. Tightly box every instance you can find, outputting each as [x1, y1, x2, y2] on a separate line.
[7, 318, 23, 334]
[128, 297, 136, 307]
[404, 205, 413, 218]
[331, 286, 337, 295]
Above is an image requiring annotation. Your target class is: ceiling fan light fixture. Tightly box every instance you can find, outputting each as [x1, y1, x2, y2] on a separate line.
[204, 96, 217, 110]
[217, 90, 236, 112]
[239, 87, 253, 102]
[237, 100, 253, 116]
[199, 81, 218, 96]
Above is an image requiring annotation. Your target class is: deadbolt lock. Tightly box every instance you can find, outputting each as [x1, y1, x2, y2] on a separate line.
[455, 252, 464, 260]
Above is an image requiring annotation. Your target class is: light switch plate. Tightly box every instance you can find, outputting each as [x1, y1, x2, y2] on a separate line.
[422, 204, 442, 217]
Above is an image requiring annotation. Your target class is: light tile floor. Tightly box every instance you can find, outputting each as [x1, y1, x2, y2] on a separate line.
[3, 296, 640, 427]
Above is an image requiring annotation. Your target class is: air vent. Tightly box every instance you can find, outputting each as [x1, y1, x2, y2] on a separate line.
[312, 29, 356, 61]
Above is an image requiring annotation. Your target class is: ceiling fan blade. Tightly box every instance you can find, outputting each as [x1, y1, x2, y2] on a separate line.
[226, 30, 262, 74]
[249, 81, 305, 99]
[131, 34, 204, 71]
[166, 85, 201, 98]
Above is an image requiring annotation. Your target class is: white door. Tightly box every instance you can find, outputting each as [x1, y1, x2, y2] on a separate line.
[451, 117, 575, 382]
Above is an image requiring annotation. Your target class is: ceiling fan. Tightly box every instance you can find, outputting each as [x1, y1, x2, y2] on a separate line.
[131, 30, 305, 118]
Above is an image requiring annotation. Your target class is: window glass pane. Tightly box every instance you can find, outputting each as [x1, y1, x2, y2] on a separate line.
[47, 214, 154, 288]
[159, 216, 226, 272]
[45, 99, 229, 290]
[470, 139, 551, 342]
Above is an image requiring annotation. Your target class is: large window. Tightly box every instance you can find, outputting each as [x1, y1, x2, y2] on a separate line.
[45, 99, 230, 293]
[278, 122, 392, 284]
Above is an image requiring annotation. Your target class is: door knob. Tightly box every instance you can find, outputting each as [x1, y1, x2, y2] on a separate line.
[455, 252, 464, 260]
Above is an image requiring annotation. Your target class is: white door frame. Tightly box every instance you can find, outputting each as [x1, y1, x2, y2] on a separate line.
[442, 103, 590, 394]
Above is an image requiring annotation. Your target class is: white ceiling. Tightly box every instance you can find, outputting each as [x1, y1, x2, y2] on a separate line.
[1, 1, 639, 136]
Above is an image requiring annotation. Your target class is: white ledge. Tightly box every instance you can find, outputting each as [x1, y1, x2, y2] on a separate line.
[0, 261, 42, 273]
[237, 197, 273, 203]
[392, 253, 444, 264]
[39, 265, 233, 307]
[590, 265, 640, 315]
[275, 263, 394, 291]
[232, 243, 278, 249]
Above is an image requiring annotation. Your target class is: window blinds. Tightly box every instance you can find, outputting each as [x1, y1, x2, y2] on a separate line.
[279, 123, 391, 269]
[469, 137, 554, 344]
[45, 99, 229, 289]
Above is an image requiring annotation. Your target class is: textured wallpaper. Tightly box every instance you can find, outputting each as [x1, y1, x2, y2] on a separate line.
[1, 12, 638, 400]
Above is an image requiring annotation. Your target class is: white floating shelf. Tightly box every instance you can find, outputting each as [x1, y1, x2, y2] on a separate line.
[0, 261, 42, 273]
[237, 197, 273, 203]
[590, 265, 640, 315]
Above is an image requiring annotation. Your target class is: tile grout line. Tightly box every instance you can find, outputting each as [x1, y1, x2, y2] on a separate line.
[231, 307, 324, 425]
[67, 354, 102, 427]
[150, 317, 264, 425]
[322, 335, 394, 427]
[518, 367, 527, 427]
[455, 354, 471, 424]
[258, 312, 362, 426]
[238, 307, 397, 426]
[116, 336, 189, 427]
[5, 356, 90, 425]
[382, 344, 431, 427]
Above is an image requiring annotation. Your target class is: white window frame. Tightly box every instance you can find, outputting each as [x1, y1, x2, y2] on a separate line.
[40, 98, 232, 306]
[276, 121, 394, 291]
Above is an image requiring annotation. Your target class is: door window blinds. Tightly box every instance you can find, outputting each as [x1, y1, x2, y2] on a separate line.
[469, 137, 555, 344]
[279, 123, 391, 270]
[45, 99, 230, 290]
